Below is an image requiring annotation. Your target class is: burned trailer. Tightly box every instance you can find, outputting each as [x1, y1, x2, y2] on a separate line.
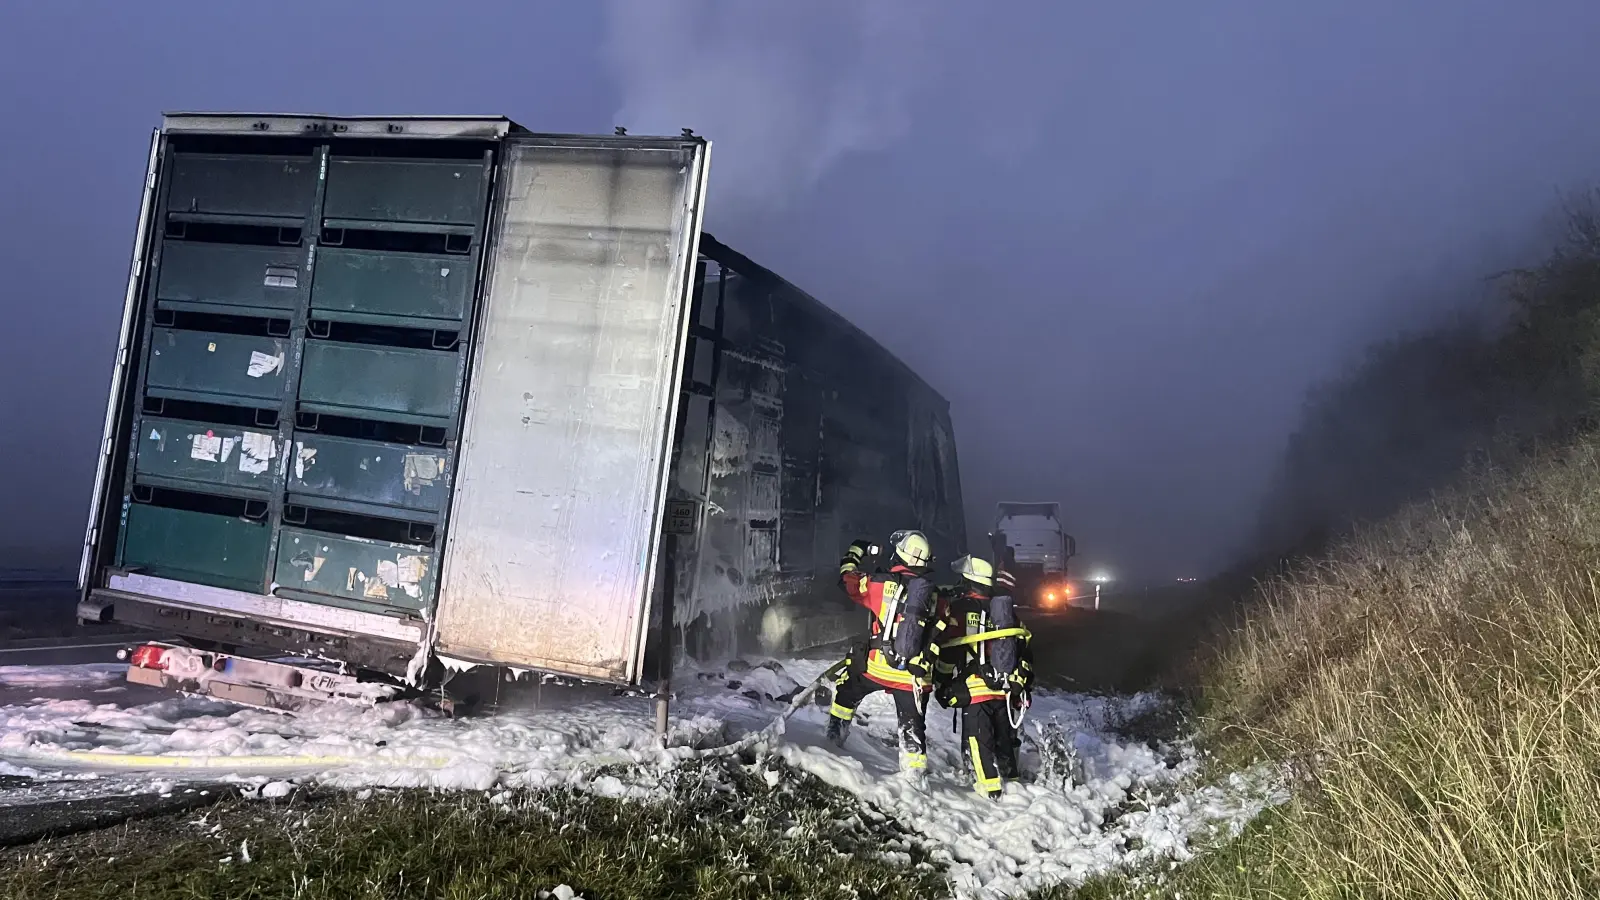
[76, 112, 961, 710]
[79, 113, 712, 706]
[663, 235, 966, 660]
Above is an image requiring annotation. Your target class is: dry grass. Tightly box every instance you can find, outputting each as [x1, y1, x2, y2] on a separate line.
[1161, 437, 1600, 898]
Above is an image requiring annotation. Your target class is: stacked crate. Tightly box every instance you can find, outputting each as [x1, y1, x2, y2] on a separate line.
[116, 133, 494, 617]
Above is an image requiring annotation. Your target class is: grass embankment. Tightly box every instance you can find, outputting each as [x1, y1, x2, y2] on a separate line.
[1087, 436, 1600, 898]
[0, 759, 947, 900]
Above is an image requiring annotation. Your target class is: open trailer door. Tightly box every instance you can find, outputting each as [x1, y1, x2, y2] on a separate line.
[431, 134, 711, 683]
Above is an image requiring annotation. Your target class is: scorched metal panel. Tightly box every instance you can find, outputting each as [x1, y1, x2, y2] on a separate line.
[432, 135, 709, 682]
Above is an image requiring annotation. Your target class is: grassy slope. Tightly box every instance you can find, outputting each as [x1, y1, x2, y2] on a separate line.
[1082, 435, 1600, 898]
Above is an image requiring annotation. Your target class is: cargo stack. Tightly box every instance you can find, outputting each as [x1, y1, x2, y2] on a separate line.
[117, 131, 495, 617]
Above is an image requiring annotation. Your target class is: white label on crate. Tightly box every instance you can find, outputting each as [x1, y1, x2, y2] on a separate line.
[239, 432, 276, 475]
[247, 351, 283, 378]
[295, 444, 317, 481]
[189, 433, 221, 462]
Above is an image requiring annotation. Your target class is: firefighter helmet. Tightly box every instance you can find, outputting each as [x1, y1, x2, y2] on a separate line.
[889, 530, 931, 568]
[952, 554, 994, 587]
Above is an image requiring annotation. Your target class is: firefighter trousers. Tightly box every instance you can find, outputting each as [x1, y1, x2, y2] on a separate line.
[830, 656, 929, 771]
[962, 700, 1018, 796]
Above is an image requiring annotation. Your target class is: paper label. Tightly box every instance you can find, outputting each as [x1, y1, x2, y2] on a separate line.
[403, 453, 441, 494]
[295, 444, 317, 481]
[376, 559, 401, 587]
[239, 431, 276, 475]
[362, 574, 389, 600]
[247, 351, 284, 378]
[189, 434, 221, 462]
[397, 555, 426, 584]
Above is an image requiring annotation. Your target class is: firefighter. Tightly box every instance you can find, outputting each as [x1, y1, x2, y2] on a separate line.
[990, 549, 1027, 773]
[931, 554, 1033, 799]
[826, 529, 941, 780]
[825, 534, 876, 723]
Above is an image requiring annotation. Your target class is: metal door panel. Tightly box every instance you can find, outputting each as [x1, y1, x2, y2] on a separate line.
[433, 135, 709, 682]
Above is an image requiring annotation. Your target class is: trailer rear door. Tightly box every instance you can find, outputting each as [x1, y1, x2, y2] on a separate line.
[432, 135, 710, 683]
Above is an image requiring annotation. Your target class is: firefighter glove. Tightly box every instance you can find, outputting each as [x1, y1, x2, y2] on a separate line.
[838, 539, 872, 575]
[906, 653, 931, 682]
[1006, 670, 1031, 697]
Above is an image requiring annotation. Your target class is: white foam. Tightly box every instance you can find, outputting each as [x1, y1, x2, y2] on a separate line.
[0, 657, 1284, 897]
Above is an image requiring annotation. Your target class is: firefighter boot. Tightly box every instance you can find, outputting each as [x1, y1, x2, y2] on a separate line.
[826, 714, 852, 749]
[896, 706, 929, 788]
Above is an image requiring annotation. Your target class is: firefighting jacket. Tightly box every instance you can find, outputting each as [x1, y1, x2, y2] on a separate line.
[842, 564, 939, 690]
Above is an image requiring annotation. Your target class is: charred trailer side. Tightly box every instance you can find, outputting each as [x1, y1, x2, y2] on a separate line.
[660, 235, 966, 660]
[79, 113, 711, 701]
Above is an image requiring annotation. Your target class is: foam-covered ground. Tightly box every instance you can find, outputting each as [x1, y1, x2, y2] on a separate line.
[0, 657, 1285, 898]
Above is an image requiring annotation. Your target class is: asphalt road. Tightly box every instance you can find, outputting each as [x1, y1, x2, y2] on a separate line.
[0, 633, 153, 667]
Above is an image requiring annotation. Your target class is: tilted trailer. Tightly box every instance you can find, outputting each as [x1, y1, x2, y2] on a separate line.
[76, 113, 964, 713]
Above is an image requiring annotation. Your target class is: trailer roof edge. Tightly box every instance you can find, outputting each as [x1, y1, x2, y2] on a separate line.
[697, 231, 946, 407]
[160, 113, 522, 139]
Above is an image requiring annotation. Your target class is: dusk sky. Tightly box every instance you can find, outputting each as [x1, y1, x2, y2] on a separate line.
[5, 1, 1600, 581]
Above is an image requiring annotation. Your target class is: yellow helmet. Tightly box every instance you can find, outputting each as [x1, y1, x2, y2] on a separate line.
[889, 530, 931, 568]
[952, 554, 994, 587]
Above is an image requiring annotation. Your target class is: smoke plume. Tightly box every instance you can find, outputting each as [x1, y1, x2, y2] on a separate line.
[601, 0, 930, 211]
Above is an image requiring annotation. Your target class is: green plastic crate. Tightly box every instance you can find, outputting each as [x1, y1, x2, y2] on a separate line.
[323, 158, 484, 227]
[275, 528, 436, 612]
[288, 433, 449, 517]
[145, 329, 289, 407]
[166, 153, 317, 221]
[297, 341, 459, 424]
[156, 240, 305, 315]
[134, 418, 280, 495]
[121, 504, 270, 593]
[310, 247, 472, 325]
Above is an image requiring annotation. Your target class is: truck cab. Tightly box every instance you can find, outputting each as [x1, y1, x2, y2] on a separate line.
[993, 501, 1076, 610]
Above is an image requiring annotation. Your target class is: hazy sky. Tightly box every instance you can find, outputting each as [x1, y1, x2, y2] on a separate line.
[4, 0, 1600, 580]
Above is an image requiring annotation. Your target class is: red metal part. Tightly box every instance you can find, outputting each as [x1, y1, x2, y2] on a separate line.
[128, 644, 168, 670]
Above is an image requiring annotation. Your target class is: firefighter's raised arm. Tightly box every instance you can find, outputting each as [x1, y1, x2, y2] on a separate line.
[837, 538, 874, 607]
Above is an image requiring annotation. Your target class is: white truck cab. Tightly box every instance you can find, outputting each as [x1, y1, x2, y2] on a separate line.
[993, 502, 1076, 609]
